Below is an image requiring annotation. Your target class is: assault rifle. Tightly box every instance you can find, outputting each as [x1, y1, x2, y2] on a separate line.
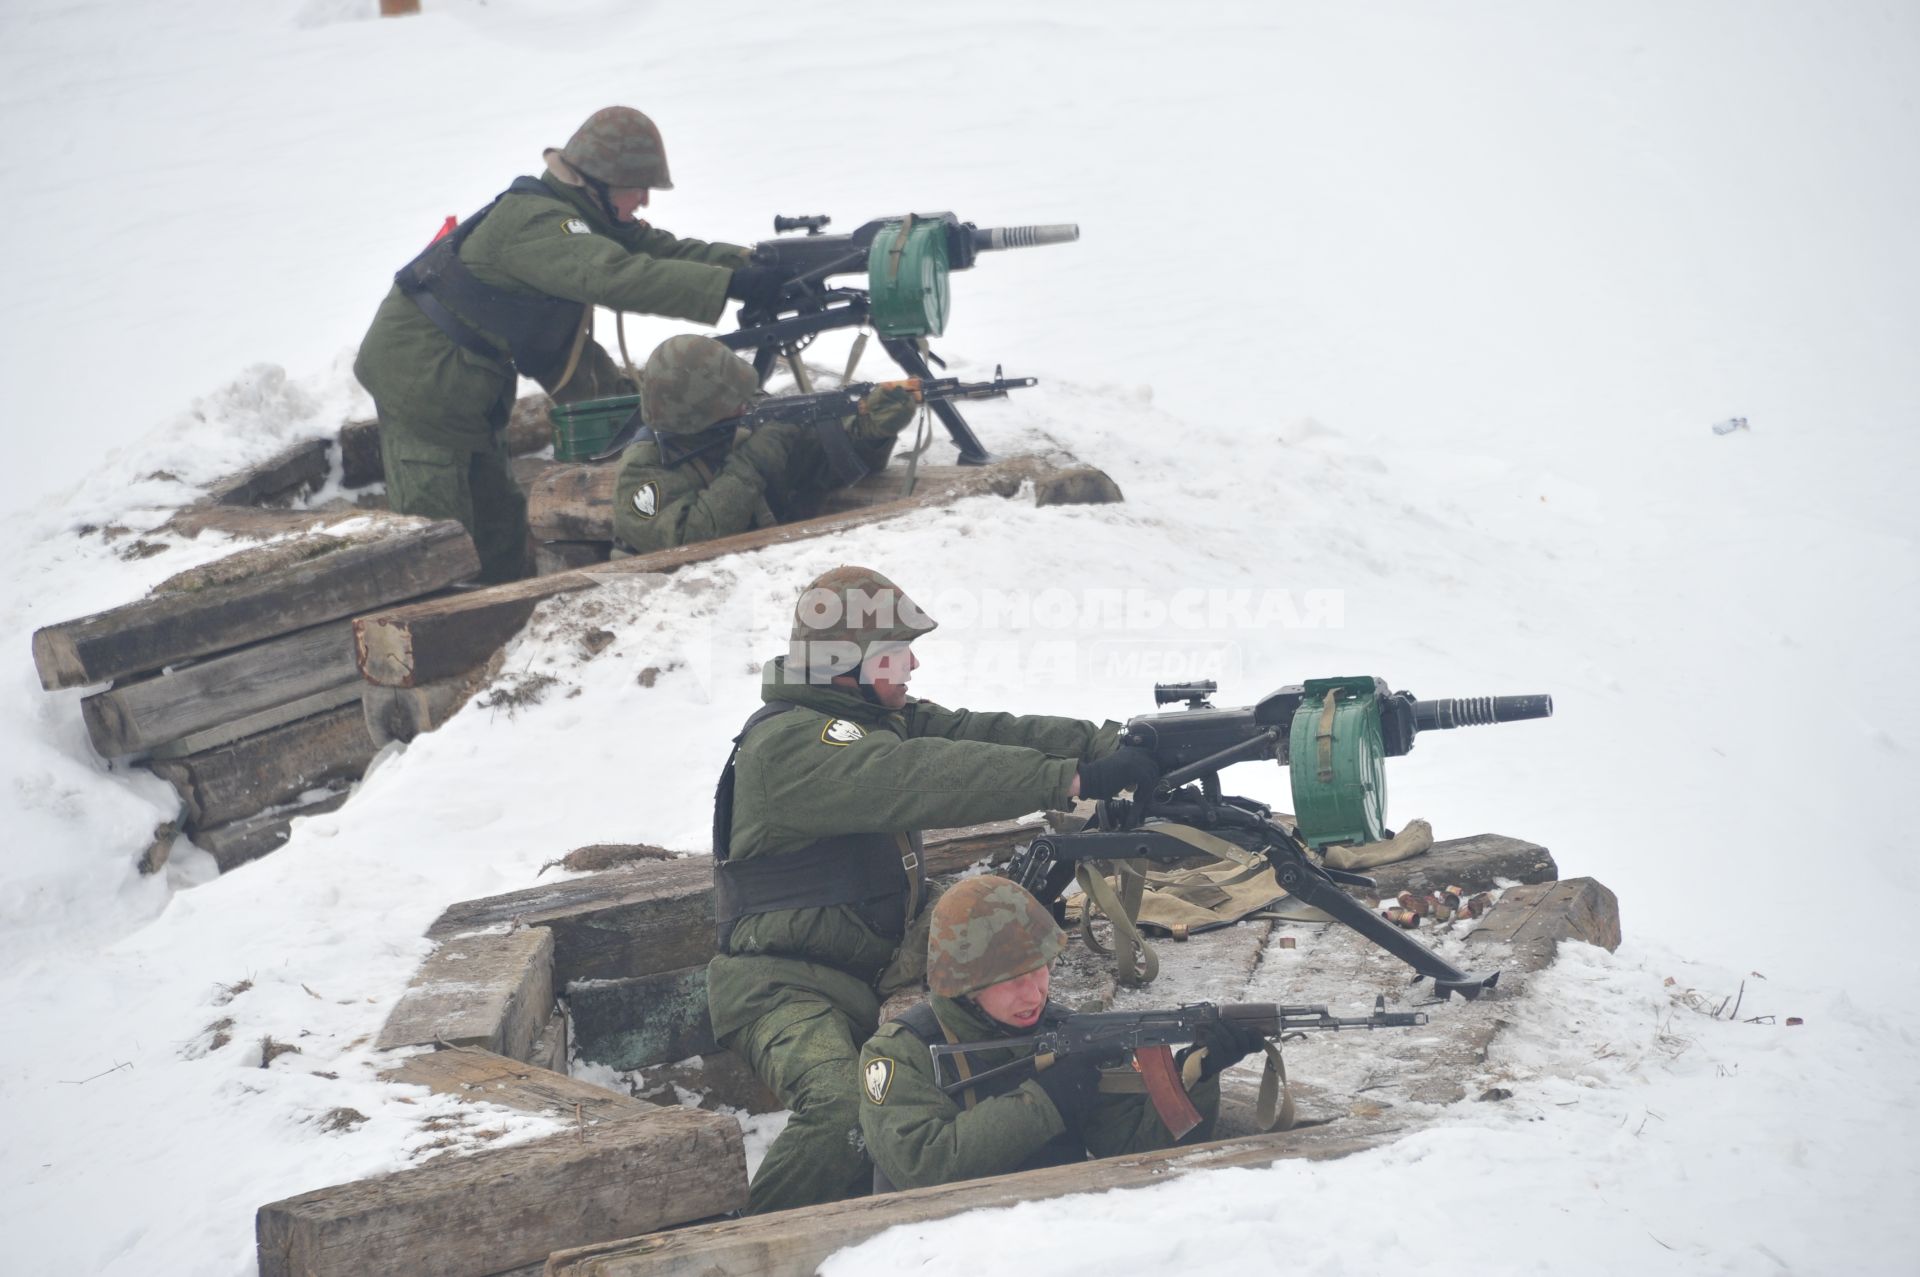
[589, 370, 1038, 479]
[931, 997, 1426, 1138]
[1007, 678, 1554, 1000]
[717, 212, 1079, 464]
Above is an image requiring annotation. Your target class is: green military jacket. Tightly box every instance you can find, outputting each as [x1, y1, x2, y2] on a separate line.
[858, 993, 1219, 1191]
[705, 668, 1120, 1042]
[610, 394, 913, 554]
[353, 173, 746, 453]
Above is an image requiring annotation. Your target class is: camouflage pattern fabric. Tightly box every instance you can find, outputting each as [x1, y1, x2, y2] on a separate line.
[926, 875, 1066, 998]
[788, 562, 938, 676]
[559, 105, 674, 189]
[858, 992, 1220, 1191]
[638, 335, 760, 434]
[354, 171, 745, 458]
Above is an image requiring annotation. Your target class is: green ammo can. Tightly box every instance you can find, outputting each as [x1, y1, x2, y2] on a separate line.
[548, 395, 641, 462]
[1288, 676, 1389, 850]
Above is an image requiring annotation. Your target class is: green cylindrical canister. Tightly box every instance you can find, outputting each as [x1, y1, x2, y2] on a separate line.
[866, 217, 951, 338]
[1288, 677, 1388, 849]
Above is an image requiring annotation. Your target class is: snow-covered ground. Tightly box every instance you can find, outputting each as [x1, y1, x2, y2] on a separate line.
[2, 2, 1916, 1273]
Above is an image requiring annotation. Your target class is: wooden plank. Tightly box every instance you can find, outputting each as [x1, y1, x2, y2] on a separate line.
[206, 438, 332, 507]
[544, 1123, 1398, 1277]
[1351, 833, 1559, 899]
[376, 929, 556, 1062]
[568, 966, 715, 1072]
[193, 790, 351, 873]
[339, 394, 555, 488]
[1467, 876, 1622, 968]
[147, 701, 378, 829]
[80, 619, 360, 758]
[533, 540, 611, 575]
[921, 815, 1050, 875]
[353, 569, 620, 688]
[381, 1045, 649, 1124]
[162, 503, 410, 542]
[256, 1106, 745, 1277]
[361, 654, 501, 745]
[427, 858, 714, 986]
[147, 680, 365, 762]
[33, 520, 479, 689]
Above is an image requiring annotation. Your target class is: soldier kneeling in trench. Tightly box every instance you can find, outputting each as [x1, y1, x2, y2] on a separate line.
[857, 875, 1265, 1191]
[610, 335, 918, 555]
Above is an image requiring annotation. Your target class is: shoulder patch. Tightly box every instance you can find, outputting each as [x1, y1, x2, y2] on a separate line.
[562, 217, 592, 235]
[821, 718, 866, 746]
[864, 1057, 895, 1105]
[631, 481, 658, 518]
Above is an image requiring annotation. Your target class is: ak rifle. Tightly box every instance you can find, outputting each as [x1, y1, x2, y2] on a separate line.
[932, 998, 1426, 1138]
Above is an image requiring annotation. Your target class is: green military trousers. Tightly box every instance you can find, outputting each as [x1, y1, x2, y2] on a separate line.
[377, 418, 530, 584]
[730, 994, 881, 1214]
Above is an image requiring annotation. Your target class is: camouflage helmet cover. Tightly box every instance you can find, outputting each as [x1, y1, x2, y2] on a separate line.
[788, 564, 938, 677]
[927, 875, 1066, 998]
[557, 106, 673, 190]
[640, 335, 759, 435]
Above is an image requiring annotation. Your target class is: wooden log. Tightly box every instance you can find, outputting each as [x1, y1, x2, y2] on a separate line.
[629, 1051, 780, 1115]
[205, 438, 332, 507]
[1467, 876, 1622, 968]
[80, 619, 360, 758]
[380, 1045, 648, 1124]
[532, 1005, 569, 1075]
[376, 929, 556, 1063]
[544, 1123, 1398, 1277]
[339, 394, 554, 488]
[146, 681, 367, 762]
[147, 701, 378, 829]
[162, 503, 409, 542]
[1033, 465, 1125, 507]
[256, 1106, 745, 1277]
[33, 520, 479, 690]
[533, 540, 611, 575]
[353, 569, 640, 688]
[427, 858, 714, 986]
[1351, 833, 1559, 899]
[526, 464, 618, 542]
[193, 790, 351, 873]
[361, 653, 501, 746]
[568, 966, 715, 1072]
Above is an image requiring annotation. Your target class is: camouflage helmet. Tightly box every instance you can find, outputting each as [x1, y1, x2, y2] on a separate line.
[788, 565, 938, 678]
[927, 875, 1065, 998]
[640, 335, 759, 435]
[554, 106, 673, 189]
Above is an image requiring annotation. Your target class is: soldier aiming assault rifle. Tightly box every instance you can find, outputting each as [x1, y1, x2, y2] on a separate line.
[1007, 678, 1554, 1001]
[719, 211, 1078, 464]
[933, 998, 1427, 1139]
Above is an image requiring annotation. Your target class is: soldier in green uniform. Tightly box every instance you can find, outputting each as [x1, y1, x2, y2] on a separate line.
[610, 335, 918, 555]
[706, 565, 1163, 1213]
[858, 875, 1265, 1191]
[353, 106, 787, 581]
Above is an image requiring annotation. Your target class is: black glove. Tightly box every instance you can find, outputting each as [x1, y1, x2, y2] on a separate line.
[1177, 1020, 1267, 1083]
[1075, 746, 1161, 801]
[725, 264, 787, 312]
[1031, 1053, 1102, 1137]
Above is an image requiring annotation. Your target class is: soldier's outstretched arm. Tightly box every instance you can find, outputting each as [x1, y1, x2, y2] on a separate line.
[492, 212, 734, 325]
[905, 702, 1123, 761]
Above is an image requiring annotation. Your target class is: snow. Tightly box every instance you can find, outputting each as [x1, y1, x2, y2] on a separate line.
[2, 1, 1917, 1274]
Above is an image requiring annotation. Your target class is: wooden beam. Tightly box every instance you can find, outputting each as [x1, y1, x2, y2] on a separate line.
[377, 929, 556, 1063]
[568, 966, 714, 1072]
[193, 790, 350, 873]
[256, 1106, 745, 1277]
[381, 1045, 650, 1124]
[1353, 833, 1558, 899]
[80, 620, 360, 758]
[544, 1122, 1397, 1277]
[147, 680, 365, 762]
[921, 815, 1050, 875]
[205, 438, 332, 507]
[361, 654, 501, 745]
[147, 701, 377, 830]
[33, 520, 478, 690]
[353, 568, 621, 688]
[427, 858, 714, 986]
[1467, 876, 1621, 967]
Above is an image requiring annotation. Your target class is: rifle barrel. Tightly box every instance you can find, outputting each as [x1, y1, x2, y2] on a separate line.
[971, 223, 1080, 251]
